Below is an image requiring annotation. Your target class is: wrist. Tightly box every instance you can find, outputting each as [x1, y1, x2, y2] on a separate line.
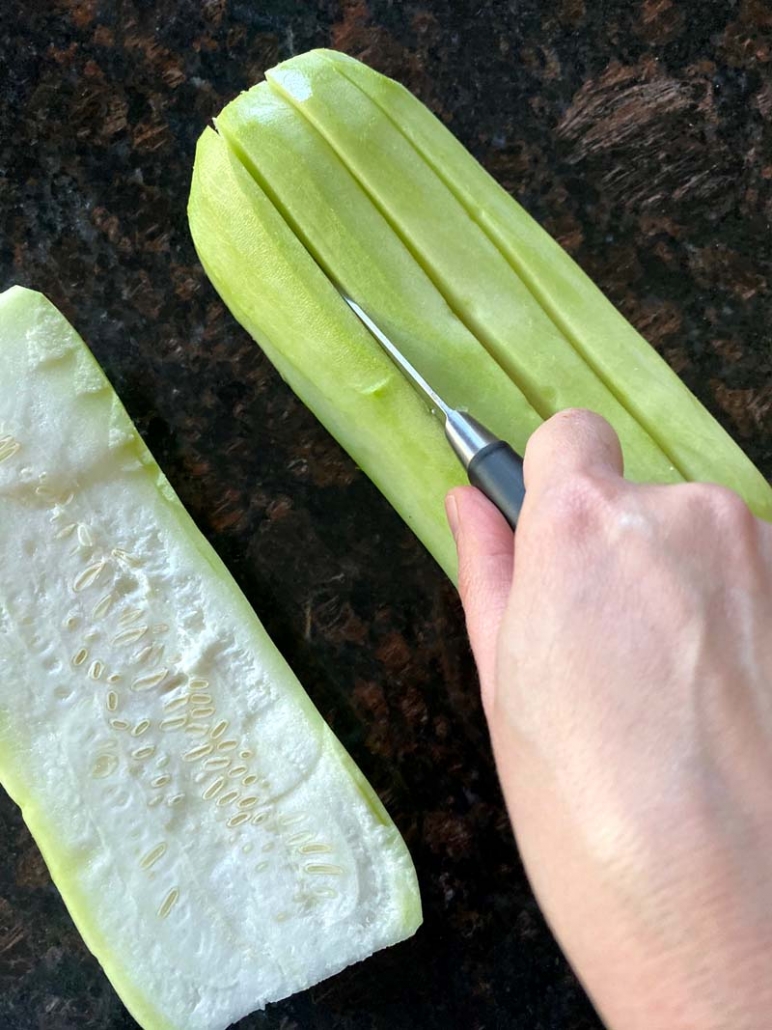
[495, 735, 772, 1030]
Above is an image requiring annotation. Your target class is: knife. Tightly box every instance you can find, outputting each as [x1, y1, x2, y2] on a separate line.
[342, 296, 526, 530]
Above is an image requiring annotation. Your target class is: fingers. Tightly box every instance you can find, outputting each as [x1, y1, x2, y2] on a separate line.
[446, 486, 515, 716]
[523, 409, 624, 500]
[447, 411, 621, 716]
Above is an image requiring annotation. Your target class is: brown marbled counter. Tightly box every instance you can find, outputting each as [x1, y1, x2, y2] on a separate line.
[1, 0, 770, 1027]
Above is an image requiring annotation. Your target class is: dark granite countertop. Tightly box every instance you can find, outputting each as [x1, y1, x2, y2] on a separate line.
[1, 1, 770, 1028]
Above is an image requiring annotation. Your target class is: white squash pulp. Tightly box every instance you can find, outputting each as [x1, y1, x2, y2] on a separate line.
[0, 285, 421, 1030]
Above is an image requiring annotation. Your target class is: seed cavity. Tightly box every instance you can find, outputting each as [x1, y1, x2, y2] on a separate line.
[88, 660, 104, 680]
[133, 643, 160, 666]
[163, 695, 189, 712]
[158, 887, 179, 919]
[119, 607, 144, 626]
[287, 832, 314, 846]
[77, 524, 93, 547]
[216, 790, 239, 808]
[251, 811, 270, 826]
[279, 813, 306, 828]
[185, 723, 209, 736]
[73, 561, 105, 592]
[305, 864, 343, 876]
[228, 765, 247, 779]
[189, 678, 209, 690]
[190, 693, 211, 705]
[242, 775, 257, 787]
[112, 625, 148, 647]
[93, 593, 115, 618]
[131, 720, 151, 737]
[300, 842, 332, 855]
[152, 775, 171, 788]
[132, 746, 156, 760]
[210, 721, 228, 740]
[217, 739, 238, 752]
[237, 796, 258, 810]
[166, 793, 185, 807]
[227, 813, 250, 828]
[140, 843, 167, 869]
[160, 715, 187, 732]
[255, 861, 269, 873]
[36, 485, 60, 503]
[131, 668, 168, 692]
[106, 691, 118, 712]
[204, 757, 230, 770]
[0, 436, 21, 462]
[110, 718, 129, 730]
[112, 548, 141, 568]
[313, 888, 338, 899]
[92, 754, 118, 779]
[56, 523, 77, 540]
[203, 777, 225, 800]
[240, 750, 253, 759]
[183, 743, 213, 763]
[72, 647, 88, 666]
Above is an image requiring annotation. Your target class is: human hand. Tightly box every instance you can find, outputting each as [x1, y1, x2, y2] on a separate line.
[446, 409, 772, 1030]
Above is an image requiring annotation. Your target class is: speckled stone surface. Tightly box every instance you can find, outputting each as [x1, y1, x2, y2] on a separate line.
[1, 1, 770, 1028]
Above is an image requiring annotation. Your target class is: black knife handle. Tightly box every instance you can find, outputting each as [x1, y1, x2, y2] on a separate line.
[467, 441, 525, 530]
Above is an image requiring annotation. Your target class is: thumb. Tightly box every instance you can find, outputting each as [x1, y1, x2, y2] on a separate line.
[446, 486, 515, 717]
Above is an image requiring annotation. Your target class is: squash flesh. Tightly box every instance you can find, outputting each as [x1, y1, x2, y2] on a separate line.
[216, 83, 542, 456]
[265, 53, 681, 486]
[190, 127, 465, 580]
[318, 49, 772, 520]
[190, 49, 771, 554]
[0, 285, 421, 1030]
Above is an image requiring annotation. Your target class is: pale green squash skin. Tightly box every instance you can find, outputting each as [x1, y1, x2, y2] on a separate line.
[189, 128, 466, 582]
[215, 84, 543, 456]
[190, 49, 771, 563]
[316, 49, 772, 521]
[264, 54, 680, 485]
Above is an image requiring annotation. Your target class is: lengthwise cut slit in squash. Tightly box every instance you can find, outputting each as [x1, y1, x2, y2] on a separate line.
[0, 285, 421, 1030]
[188, 49, 772, 587]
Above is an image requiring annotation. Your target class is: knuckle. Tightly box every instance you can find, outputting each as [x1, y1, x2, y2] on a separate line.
[554, 407, 612, 437]
[543, 474, 612, 539]
[677, 482, 752, 527]
[556, 406, 593, 422]
[530, 408, 594, 449]
[549, 408, 597, 435]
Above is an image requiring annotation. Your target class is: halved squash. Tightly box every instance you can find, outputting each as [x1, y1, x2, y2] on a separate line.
[188, 50, 771, 589]
[0, 285, 421, 1030]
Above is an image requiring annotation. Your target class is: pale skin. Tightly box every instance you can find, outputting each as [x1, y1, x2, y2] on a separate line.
[445, 408, 772, 1030]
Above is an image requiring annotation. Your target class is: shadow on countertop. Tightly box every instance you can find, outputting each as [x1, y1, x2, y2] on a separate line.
[1, 0, 770, 1028]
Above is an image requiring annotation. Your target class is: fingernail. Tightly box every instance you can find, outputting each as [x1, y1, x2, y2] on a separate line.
[445, 493, 459, 540]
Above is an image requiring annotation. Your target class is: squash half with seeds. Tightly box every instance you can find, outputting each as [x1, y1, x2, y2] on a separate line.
[188, 49, 771, 583]
[0, 285, 420, 1030]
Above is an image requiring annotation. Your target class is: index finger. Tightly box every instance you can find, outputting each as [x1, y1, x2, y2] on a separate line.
[523, 409, 625, 499]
